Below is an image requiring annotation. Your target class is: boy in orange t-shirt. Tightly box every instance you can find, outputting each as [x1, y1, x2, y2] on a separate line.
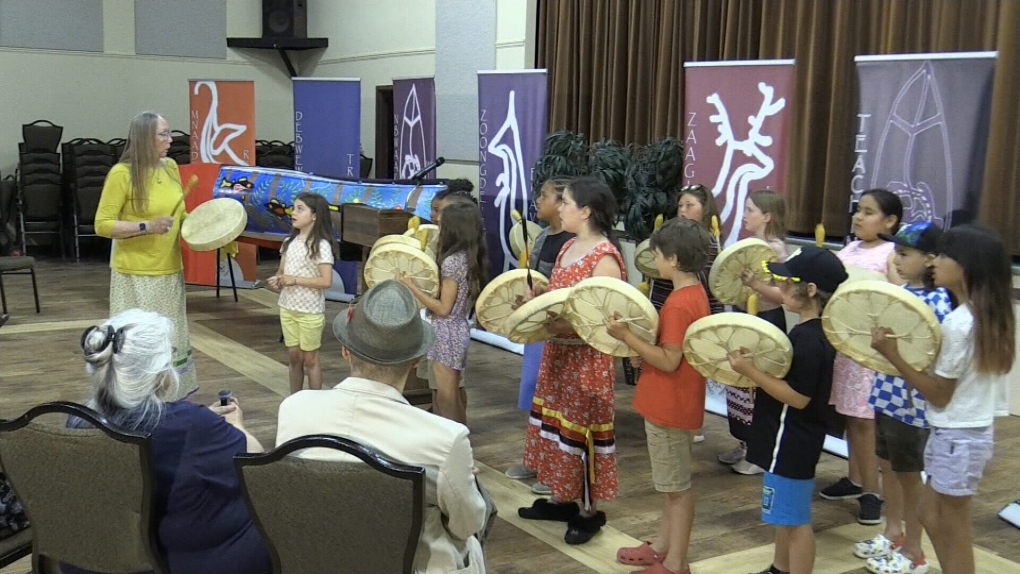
[606, 218, 711, 574]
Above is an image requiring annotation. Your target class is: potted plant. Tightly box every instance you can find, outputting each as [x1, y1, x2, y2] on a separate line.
[587, 138, 632, 211]
[531, 130, 589, 191]
[622, 137, 684, 242]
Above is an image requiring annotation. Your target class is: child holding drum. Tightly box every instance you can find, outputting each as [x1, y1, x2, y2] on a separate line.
[729, 246, 848, 574]
[872, 225, 1014, 574]
[607, 218, 712, 574]
[722, 190, 791, 475]
[505, 177, 574, 492]
[401, 202, 489, 425]
[853, 221, 953, 574]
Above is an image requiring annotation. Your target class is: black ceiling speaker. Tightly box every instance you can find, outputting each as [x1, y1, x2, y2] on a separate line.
[262, 0, 307, 39]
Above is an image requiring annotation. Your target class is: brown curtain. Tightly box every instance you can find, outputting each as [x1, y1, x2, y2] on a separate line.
[537, 0, 1020, 253]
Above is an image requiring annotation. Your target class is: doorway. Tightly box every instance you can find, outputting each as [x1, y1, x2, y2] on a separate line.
[375, 85, 394, 180]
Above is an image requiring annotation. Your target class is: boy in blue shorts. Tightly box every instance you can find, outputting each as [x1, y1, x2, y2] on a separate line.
[728, 246, 848, 574]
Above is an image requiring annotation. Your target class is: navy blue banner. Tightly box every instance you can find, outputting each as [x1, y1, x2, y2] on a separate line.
[393, 77, 437, 179]
[293, 78, 361, 179]
[478, 70, 547, 274]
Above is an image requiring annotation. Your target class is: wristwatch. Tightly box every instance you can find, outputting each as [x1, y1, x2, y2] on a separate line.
[138, 222, 147, 234]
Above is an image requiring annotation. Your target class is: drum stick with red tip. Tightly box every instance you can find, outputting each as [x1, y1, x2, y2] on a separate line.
[170, 175, 200, 216]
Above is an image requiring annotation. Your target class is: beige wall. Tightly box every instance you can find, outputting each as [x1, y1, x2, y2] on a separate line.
[0, 0, 296, 174]
[307, 0, 535, 187]
[0, 0, 536, 188]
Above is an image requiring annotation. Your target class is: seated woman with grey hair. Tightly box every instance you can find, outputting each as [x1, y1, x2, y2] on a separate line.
[62, 309, 271, 574]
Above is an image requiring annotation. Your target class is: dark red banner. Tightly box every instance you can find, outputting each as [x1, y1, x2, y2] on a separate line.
[682, 61, 795, 247]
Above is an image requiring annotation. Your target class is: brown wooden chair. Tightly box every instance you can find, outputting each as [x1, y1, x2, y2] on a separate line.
[235, 434, 425, 574]
[0, 402, 168, 574]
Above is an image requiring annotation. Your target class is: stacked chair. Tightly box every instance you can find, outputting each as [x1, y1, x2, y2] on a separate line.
[167, 130, 190, 165]
[255, 140, 295, 169]
[17, 121, 64, 257]
[61, 139, 117, 261]
[108, 138, 127, 161]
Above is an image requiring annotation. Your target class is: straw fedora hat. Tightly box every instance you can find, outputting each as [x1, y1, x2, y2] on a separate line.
[332, 280, 434, 365]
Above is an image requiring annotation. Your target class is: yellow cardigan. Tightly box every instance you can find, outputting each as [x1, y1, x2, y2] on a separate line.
[95, 159, 187, 276]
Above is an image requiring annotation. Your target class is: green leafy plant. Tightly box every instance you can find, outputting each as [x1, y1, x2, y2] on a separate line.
[531, 130, 589, 192]
[587, 138, 632, 209]
[622, 137, 684, 242]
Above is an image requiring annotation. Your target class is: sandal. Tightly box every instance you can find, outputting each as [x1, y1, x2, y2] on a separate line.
[616, 542, 663, 566]
[518, 498, 579, 522]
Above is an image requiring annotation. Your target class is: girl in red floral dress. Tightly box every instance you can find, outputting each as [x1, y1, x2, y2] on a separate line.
[518, 177, 625, 545]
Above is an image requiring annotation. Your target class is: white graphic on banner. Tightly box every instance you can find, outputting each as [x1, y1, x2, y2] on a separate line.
[398, 84, 428, 179]
[488, 90, 528, 272]
[707, 82, 785, 247]
[870, 62, 952, 226]
[193, 81, 250, 166]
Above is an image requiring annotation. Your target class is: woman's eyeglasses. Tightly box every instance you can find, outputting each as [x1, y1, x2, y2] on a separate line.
[157, 131, 172, 140]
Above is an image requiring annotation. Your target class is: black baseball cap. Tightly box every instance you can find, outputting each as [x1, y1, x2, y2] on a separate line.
[766, 245, 849, 293]
[879, 221, 942, 253]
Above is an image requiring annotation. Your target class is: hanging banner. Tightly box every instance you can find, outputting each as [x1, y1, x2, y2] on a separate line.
[852, 52, 996, 228]
[393, 77, 437, 179]
[186, 79, 257, 288]
[293, 78, 362, 179]
[189, 80, 256, 166]
[478, 70, 547, 274]
[683, 60, 795, 247]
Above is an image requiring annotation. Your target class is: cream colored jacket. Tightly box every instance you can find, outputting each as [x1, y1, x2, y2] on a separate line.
[276, 377, 487, 574]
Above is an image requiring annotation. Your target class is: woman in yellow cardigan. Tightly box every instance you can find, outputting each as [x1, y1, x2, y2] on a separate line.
[95, 111, 197, 396]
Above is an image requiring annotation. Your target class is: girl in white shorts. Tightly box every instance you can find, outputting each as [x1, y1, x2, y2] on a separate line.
[872, 224, 1013, 574]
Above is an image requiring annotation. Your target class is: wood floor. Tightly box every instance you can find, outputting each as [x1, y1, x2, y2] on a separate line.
[2, 258, 1019, 573]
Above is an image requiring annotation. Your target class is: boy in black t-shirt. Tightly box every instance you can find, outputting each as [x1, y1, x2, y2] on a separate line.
[727, 246, 848, 574]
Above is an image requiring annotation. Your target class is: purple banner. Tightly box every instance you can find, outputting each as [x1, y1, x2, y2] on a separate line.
[393, 77, 436, 179]
[852, 53, 995, 229]
[478, 70, 548, 274]
[293, 78, 361, 179]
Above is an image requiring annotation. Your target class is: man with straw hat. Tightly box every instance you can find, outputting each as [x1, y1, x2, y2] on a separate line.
[276, 280, 489, 573]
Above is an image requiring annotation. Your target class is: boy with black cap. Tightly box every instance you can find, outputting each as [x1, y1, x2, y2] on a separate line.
[854, 221, 952, 574]
[727, 245, 848, 574]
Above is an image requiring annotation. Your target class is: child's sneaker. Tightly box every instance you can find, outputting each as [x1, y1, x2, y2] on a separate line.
[820, 476, 864, 500]
[858, 493, 884, 525]
[717, 443, 746, 465]
[853, 533, 903, 558]
[866, 551, 929, 574]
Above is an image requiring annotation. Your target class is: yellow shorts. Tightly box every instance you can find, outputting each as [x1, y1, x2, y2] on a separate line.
[280, 308, 325, 352]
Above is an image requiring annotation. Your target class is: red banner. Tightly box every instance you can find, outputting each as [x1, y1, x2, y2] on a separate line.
[682, 61, 795, 247]
[188, 80, 256, 165]
[185, 80, 257, 287]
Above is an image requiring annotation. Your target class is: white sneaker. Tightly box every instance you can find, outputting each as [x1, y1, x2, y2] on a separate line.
[718, 443, 746, 465]
[854, 533, 902, 559]
[866, 551, 929, 574]
[505, 463, 537, 480]
[731, 459, 765, 475]
[693, 434, 705, 443]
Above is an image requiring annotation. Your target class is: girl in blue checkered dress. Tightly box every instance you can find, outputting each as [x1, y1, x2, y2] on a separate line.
[855, 222, 953, 574]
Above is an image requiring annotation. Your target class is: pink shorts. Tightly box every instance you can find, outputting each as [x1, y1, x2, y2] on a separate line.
[924, 426, 993, 497]
[830, 354, 876, 419]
